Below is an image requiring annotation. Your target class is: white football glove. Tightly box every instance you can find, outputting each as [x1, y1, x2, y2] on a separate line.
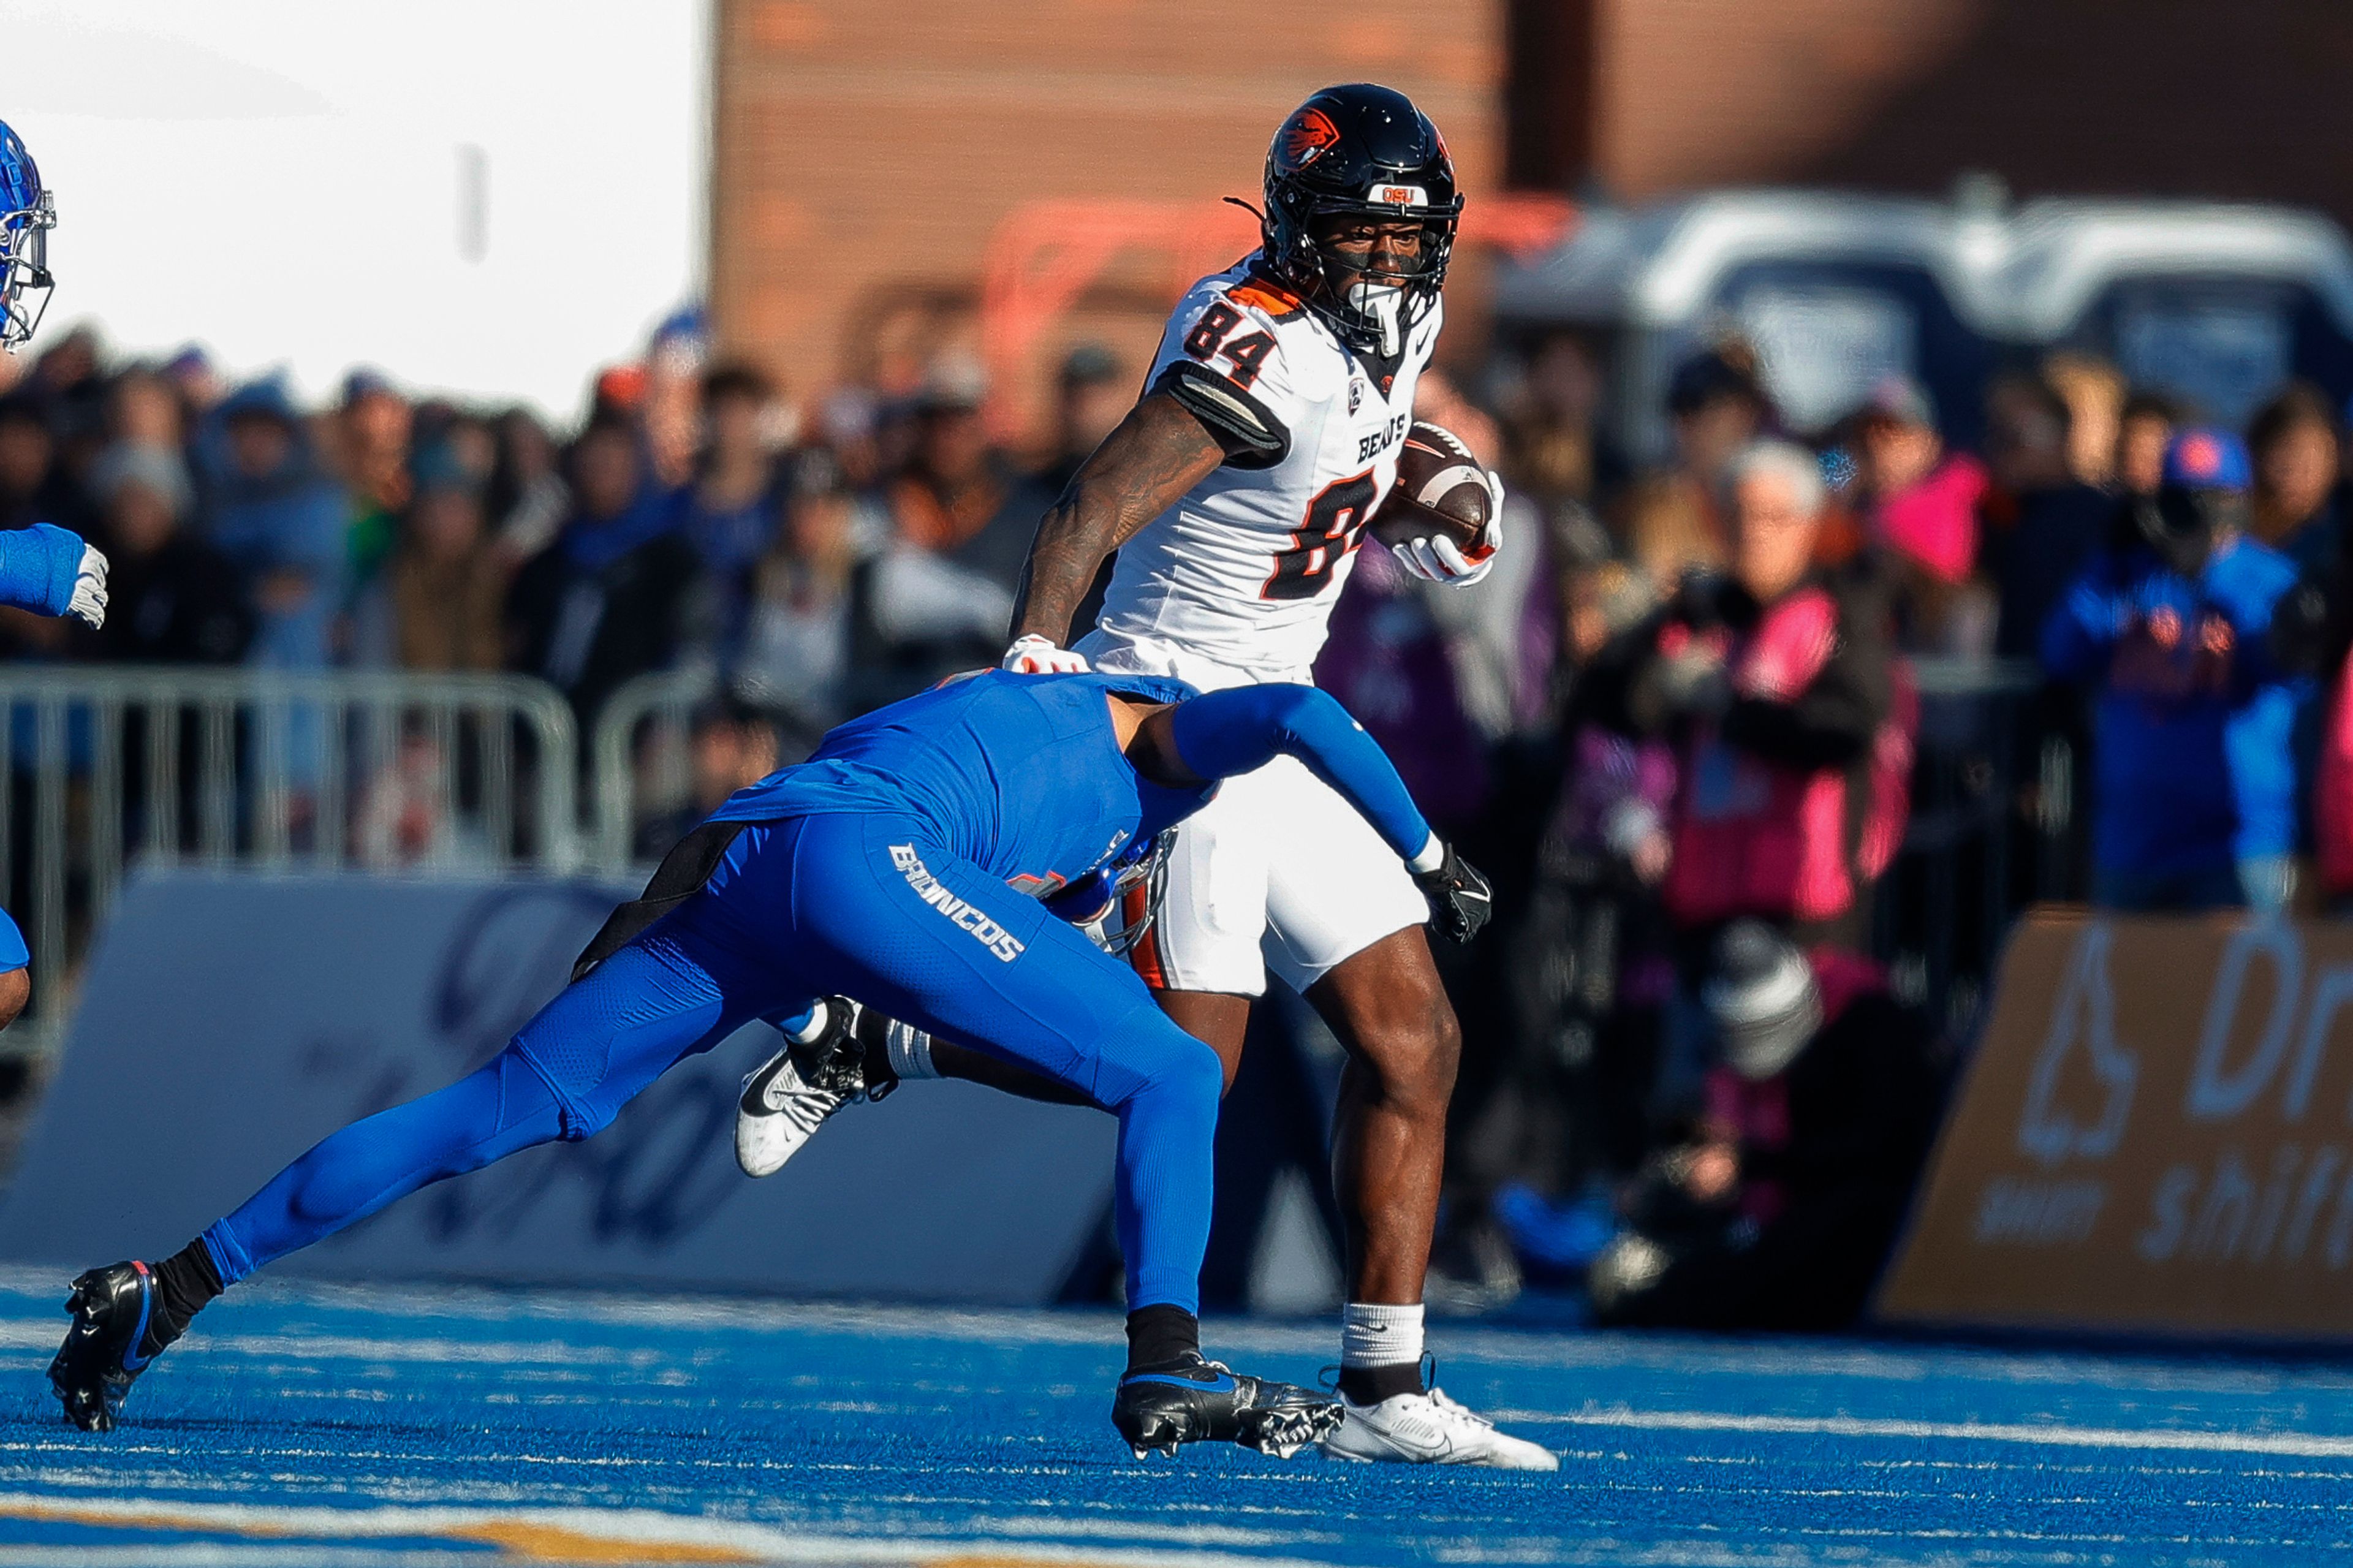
[66, 543, 108, 630]
[1001, 634, 1092, 675]
[1390, 501, 1503, 587]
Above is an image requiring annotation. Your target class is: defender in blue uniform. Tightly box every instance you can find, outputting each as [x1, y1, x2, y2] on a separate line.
[50, 672, 1491, 1458]
[0, 121, 108, 1031]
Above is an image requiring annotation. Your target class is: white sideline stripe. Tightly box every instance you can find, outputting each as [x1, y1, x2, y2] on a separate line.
[1520, 1406, 2353, 1460]
[0, 1492, 1339, 1568]
[0, 1319, 659, 1365]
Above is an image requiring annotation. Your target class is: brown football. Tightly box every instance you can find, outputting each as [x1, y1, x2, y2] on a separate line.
[1372, 421, 1493, 551]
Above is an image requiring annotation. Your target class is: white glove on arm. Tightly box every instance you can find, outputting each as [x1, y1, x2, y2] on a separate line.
[1390, 498, 1504, 587]
[67, 543, 108, 630]
[1001, 634, 1093, 674]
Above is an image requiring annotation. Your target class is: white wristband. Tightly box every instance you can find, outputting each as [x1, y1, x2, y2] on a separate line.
[1407, 833, 1445, 876]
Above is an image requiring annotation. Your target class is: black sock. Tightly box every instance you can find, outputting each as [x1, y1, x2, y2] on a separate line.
[146, 1238, 224, 1357]
[1124, 1304, 1200, 1371]
[855, 1006, 898, 1088]
[1337, 1360, 1424, 1404]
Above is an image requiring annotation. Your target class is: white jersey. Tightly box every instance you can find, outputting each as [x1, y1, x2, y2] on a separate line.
[1084, 256, 1441, 689]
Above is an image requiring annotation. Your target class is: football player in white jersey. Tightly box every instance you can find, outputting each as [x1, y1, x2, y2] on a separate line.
[737, 85, 1552, 1469]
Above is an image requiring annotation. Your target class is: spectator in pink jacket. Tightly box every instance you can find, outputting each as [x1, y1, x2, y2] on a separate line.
[1843, 374, 1991, 654]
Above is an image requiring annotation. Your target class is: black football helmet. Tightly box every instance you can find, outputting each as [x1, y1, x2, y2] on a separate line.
[1259, 83, 1461, 358]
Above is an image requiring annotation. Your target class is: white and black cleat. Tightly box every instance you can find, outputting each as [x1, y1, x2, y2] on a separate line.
[1112, 1354, 1343, 1461]
[1318, 1376, 1558, 1469]
[735, 998, 887, 1178]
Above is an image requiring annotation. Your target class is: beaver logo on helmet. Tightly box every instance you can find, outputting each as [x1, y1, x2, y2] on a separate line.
[1278, 107, 1343, 171]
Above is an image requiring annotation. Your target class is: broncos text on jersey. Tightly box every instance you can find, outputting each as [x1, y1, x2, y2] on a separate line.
[1084, 256, 1442, 687]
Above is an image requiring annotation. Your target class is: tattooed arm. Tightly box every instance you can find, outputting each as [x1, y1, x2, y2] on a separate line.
[1008, 393, 1228, 645]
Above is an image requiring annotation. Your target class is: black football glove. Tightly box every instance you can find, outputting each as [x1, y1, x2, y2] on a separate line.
[1414, 843, 1493, 944]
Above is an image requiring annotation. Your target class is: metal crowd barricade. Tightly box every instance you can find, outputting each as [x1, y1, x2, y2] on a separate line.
[0, 665, 580, 1055]
[1876, 656, 2080, 1040]
[580, 656, 2085, 1043]
[590, 665, 718, 871]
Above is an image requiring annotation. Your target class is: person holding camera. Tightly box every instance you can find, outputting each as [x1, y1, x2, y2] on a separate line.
[1585, 440, 1901, 948]
[1586, 920, 1946, 1330]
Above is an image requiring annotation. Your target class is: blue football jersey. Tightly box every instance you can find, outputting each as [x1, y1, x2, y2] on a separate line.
[707, 671, 1207, 892]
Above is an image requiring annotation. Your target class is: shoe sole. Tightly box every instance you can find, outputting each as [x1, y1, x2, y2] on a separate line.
[1239, 1401, 1344, 1460]
[51, 1274, 129, 1432]
[1316, 1436, 1559, 1469]
[1120, 1400, 1343, 1461]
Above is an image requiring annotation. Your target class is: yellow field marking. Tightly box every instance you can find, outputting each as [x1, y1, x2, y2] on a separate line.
[0, 1488, 1251, 1563]
[2, 1498, 763, 1559]
[0, 1496, 1123, 1566]
[459, 1518, 759, 1562]
[6, 1498, 306, 1537]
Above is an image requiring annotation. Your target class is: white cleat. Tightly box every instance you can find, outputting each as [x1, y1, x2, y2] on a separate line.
[735, 998, 882, 1178]
[1319, 1385, 1559, 1470]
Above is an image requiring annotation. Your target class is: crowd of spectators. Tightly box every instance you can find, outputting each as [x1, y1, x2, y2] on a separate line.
[0, 317, 1134, 756]
[1428, 330, 2353, 1325]
[10, 305, 2353, 1329]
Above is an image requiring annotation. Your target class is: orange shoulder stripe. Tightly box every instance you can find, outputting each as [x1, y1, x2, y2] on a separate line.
[1227, 278, 1303, 318]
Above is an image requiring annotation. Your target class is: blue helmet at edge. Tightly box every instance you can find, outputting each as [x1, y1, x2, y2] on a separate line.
[0, 119, 55, 352]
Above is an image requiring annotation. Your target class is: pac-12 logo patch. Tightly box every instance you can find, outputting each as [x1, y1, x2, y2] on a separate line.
[1348, 378, 1365, 414]
[1278, 107, 1341, 171]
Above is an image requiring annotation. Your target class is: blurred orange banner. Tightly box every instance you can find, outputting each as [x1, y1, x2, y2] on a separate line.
[1878, 909, 2353, 1340]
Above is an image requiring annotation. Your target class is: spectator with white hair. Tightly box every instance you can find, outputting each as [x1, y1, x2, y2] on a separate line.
[1582, 439, 1903, 947]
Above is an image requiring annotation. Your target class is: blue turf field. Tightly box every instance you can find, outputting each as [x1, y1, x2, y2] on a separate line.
[2, 1271, 2352, 1565]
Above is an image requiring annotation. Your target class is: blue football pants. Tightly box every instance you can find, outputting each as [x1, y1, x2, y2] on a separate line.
[203, 813, 1223, 1312]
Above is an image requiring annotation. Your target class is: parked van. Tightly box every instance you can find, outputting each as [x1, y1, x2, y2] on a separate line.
[1991, 200, 2353, 427]
[1492, 191, 2000, 466]
[1496, 189, 2353, 460]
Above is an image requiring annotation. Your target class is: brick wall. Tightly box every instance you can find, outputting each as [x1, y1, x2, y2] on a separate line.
[710, 1, 1502, 436]
[1588, 0, 2353, 223]
[715, 0, 2353, 434]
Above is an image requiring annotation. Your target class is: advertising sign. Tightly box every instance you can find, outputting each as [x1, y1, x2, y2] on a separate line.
[1881, 910, 2353, 1338]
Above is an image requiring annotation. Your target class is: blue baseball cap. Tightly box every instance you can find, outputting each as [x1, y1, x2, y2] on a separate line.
[2163, 426, 2252, 491]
